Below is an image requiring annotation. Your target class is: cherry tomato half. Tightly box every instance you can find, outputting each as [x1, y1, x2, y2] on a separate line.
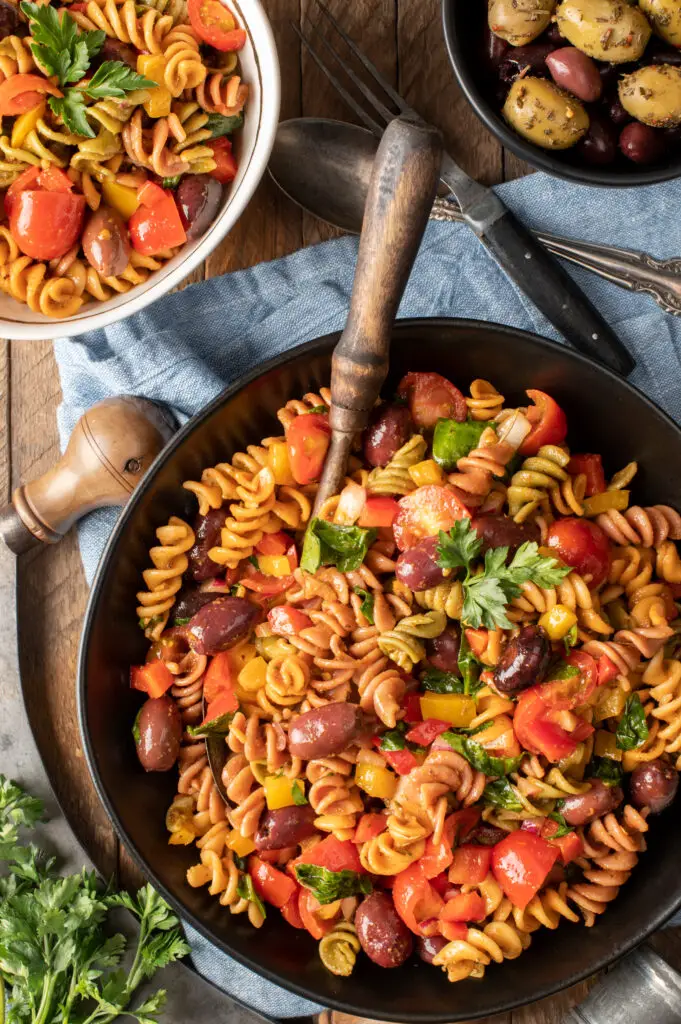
[519, 390, 568, 456]
[546, 517, 610, 587]
[0, 73, 62, 116]
[397, 372, 467, 429]
[208, 137, 238, 183]
[188, 0, 247, 49]
[358, 495, 399, 528]
[268, 605, 313, 637]
[393, 484, 470, 551]
[492, 831, 559, 910]
[393, 862, 444, 935]
[10, 189, 86, 260]
[286, 412, 331, 485]
[129, 183, 187, 255]
[513, 687, 594, 763]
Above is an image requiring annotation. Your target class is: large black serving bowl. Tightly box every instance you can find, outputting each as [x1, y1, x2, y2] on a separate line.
[79, 318, 681, 1022]
[442, 0, 681, 187]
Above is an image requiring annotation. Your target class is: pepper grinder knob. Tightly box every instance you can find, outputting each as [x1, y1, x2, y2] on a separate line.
[0, 396, 175, 554]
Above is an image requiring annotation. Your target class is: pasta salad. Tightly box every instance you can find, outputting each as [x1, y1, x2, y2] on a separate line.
[0, 0, 247, 318]
[130, 372, 681, 982]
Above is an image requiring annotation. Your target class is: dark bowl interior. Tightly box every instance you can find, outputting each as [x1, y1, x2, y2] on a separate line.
[442, 0, 681, 187]
[79, 318, 681, 1022]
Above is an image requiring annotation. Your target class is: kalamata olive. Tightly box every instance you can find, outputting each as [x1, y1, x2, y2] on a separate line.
[498, 40, 556, 84]
[0, 0, 26, 35]
[546, 47, 602, 102]
[363, 403, 413, 468]
[471, 514, 539, 556]
[189, 508, 225, 581]
[606, 96, 632, 127]
[426, 625, 462, 672]
[545, 23, 564, 46]
[136, 695, 182, 771]
[577, 114, 619, 165]
[619, 122, 666, 164]
[395, 536, 446, 591]
[598, 62, 621, 92]
[288, 703, 364, 760]
[630, 760, 679, 813]
[355, 892, 413, 969]
[176, 174, 223, 241]
[493, 625, 551, 694]
[468, 823, 508, 846]
[482, 24, 509, 73]
[650, 45, 681, 68]
[562, 779, 623, 826]
[417, 934, 448, 965]
[82, 206, 130, 278]
[187, 596, 257, 655]
[254, 806, 319, 850]
[663, 125, 681, 150]
[97, 38, 138, 68]
[173, 585, 219, 623]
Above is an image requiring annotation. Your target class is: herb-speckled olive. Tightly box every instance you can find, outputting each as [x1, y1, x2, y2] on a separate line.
[619, 64, 681, 127]
[640, 0, 681, 49]
[555, 0, 651, 64]
[503, 77, 590, 149]
[488, 0, 557, 47]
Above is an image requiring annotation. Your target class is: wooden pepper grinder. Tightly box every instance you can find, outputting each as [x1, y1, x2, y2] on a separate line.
[0, 396, 176, 554]
[313, 113, 443, 514]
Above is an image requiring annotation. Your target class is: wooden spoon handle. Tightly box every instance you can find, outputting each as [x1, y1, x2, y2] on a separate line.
[314, 114, 442, 514]
[0, 396, 175, 554]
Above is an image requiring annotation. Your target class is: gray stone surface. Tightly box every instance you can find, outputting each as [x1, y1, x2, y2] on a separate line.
[0, 543, 271, 1024]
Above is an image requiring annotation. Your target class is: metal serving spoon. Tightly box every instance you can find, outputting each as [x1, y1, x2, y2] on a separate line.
[269, 118, 681, 320]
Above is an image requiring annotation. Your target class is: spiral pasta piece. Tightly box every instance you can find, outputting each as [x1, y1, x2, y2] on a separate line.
[135, 515, 194, 637]
[367, 435, 428, 496]
[318, 922, 360, 977]
[448, 426, 515, 508]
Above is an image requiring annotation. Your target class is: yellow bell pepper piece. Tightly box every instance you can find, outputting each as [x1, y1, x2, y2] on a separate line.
[539, 604, 578, 641]
[355, 763, 397, 800]
[137, 54, 171, 118]
[594, 730, 623, 761]
[227, 829, 257, 856]
[583, 490, 630, 517]
[408, 459, 445, 487]
[238, 656, 267, 692]
[264, 775, 298, 810]
[268, 441, 295, 485]
[12, 100, 45, 149]
[101, 179, 139, 220]
[229, 641, 257, 674]
[593, 684, 628, 723]
[419, 693, 476, 728]
[258, 554, 291, 578]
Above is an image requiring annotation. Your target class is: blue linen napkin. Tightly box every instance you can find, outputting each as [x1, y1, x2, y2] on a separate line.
[54, 169, 681, 1016]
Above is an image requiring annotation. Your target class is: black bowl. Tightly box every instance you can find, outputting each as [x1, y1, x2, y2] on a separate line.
[79, 318, 681, 1022]
[442, 0, 681, 187]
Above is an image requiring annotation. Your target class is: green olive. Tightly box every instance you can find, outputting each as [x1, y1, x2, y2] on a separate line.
[555, 0, 652, 63]
[619, 63, 681, 126]
[503, 77, 590, 149]
[488, 0, 557, 47]
[639, 0, 681, 48]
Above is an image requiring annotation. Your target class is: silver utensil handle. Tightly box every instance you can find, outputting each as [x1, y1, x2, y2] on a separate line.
[561, 946, 681, 1024]
[431, 198, 681, 317]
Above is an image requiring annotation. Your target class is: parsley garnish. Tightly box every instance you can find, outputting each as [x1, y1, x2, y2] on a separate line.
[589, 757, 624, 786]
[436, 519, 570, 629]
[291, 780, 308, 806]
[294, 864, 372, 905]
[483, 777, 522, 811]
[21, 3, 156, 137]
[380, 723, 407, 751]
[301, 519, 377, 574]
[616, 693, 649, 751]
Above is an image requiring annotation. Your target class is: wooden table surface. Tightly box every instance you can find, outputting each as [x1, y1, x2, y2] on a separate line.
[2, 0, 681, 1021]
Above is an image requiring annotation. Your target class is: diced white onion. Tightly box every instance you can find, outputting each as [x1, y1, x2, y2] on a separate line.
[333, 481, 366, 525]
[497, 410, 532, 451]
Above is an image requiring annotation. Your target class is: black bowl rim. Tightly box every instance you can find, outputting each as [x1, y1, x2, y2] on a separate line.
[77, 316, 681, 1022]
[441, 0, 681, 188]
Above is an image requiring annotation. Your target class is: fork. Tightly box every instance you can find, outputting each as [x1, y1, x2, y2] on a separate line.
[291, 2, 635, 376]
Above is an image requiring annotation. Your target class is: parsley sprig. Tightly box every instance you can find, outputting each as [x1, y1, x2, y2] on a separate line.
[436, 519, 571, 630]
[0, 775, 189, 1024]
[21, 2, 156, 138]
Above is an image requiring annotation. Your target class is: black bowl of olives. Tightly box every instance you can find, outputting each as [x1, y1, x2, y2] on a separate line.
[442, 0, 681, 185]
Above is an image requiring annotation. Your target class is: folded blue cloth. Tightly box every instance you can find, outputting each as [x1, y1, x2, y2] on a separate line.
[54, 169, 681, 1016]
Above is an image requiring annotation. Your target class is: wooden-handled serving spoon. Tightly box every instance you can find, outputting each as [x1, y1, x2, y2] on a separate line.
[312, 113, 443, 515]
[0, 396, 175, 554]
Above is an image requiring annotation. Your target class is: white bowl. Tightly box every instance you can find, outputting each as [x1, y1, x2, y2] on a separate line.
[2, 0, 280, 341]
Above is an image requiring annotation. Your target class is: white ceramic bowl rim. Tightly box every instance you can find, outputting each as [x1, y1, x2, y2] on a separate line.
[4, 0, 280, 341]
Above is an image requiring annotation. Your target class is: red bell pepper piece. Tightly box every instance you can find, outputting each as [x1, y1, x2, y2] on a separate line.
[440, 891, 486, 923]
[249, 855, 296, 909]
[293, 834, 365, 874]
[402, 693, 423, 724]
[439, 920, 468, 942]
[567, 454, 606, 497]
[379, 747, 419, 776]
[268, 605, 313, 637]
[405, 719, 450, 746]
[130, 660, 174, 698]
[491, 831, 559, 910]
[354, 812, 387, 844]
[202, 650, 238, 708]
[393, 862, 444, 936]
[448, 844, 493, 885]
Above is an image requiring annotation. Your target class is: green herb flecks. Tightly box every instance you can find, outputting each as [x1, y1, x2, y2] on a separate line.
[442, 731, 522, 778]
[616, 693, 649, 751]
[294, 864, 372, 905]
[301, 519, 377, 575]
[353, 587, 375, 624]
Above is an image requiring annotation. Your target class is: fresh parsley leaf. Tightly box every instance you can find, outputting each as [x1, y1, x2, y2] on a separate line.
[432, 418, 488, 470]
[458, 629, 483, 696]
[86, 60, 157, 99]
[205, 111, 244, 137]
[237, 874, 266, 919]
[301, 518, 377, 574]
[506, 542, 571, 590]
[22, 1, 105, 86]
[187, 710, 236, 738]
[563, 622, 579, 655]
[436, 519, 482, 573]
[353, 586, 375, 624]
[421, 668, 464, 694]
[380, 723, 407, 751]
[295, 864, 372, 905]
[442, 731, 522, 777]
[291, 780, 308, 806]
[50, 90, 95, 138]
[616, 693, 649, 751]
[483, 777, 522, 811]
[589, 756, 624, 786]
[132, 707, 143, 746]
[462, 572, 515, 630]
[547, 812, 573, 838]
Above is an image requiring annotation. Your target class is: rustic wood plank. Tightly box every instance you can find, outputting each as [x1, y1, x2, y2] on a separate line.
[0, 340, 8, 504]
[11, 339, 119, 881]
